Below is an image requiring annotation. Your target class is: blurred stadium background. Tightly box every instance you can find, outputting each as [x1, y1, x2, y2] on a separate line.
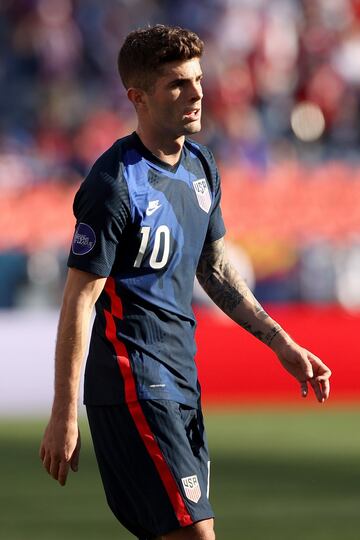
[0, 1, 359, 539]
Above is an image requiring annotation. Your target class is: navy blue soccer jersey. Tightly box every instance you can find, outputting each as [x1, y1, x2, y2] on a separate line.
[67, 132, 226, 407]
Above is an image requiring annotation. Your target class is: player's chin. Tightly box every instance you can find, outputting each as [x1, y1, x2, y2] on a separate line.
[182, 119, 202, 134]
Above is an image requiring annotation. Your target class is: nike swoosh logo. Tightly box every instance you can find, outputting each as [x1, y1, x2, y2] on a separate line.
[146, 202, 162, 216]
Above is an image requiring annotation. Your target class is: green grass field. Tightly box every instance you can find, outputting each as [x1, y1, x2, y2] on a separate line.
[1, 406, 360, 540]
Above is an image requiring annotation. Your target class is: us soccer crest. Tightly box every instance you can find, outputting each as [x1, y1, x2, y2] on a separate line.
[193, 178, 211, 213]
[181, 475, 202, 503]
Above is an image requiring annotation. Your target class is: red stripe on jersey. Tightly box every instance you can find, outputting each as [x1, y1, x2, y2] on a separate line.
[103, 279, 193, 528]
[105, 277, 123, 319]
[103, 309, 138, 403]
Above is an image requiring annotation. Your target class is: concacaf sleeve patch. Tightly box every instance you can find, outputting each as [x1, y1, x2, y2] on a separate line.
[72, 222, 96, 255]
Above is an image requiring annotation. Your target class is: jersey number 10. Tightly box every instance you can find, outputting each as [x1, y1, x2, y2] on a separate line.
[133, 225, 170, 269]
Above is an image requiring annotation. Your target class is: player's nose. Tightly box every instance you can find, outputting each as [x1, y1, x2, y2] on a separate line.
[189, 80, 203, 102]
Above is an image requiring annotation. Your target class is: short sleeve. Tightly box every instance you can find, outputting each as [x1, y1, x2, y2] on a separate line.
[205, 157, 226, 244]
[67, 161, 130, 277]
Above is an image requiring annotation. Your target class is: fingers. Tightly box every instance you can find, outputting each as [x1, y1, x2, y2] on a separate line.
[300, 376, 330, 403]
[300, 381, 308, 398]
[58, 461, 70, 486]
[277, 342, 331, 404]
[301, 356, 314, 379]
[49, 457, 61, 481]
[310, 356, 331, 402]
[319, 376, 331, 401]
[41, 452, 70, 485]
[301, 377, 330, 403]
[40, 421, 80, 485]
[315, 373, 331, 402]
[309, 378, 325, 403]
[302, 352, 331, 403]
[298, 352, 313, 399]
[39, 443, 45, 461]
[70, 445, 80, 472]
[307, 374, 331, 403]
[42, 452, 51, 474]
[70, 428, 81, 472]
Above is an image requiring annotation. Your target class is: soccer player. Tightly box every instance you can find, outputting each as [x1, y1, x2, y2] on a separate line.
[40, 25, 331, 540]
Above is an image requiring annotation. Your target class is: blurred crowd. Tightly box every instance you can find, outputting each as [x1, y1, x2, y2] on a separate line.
[1, 0, 360, 309]
[3, 0, 360, 181]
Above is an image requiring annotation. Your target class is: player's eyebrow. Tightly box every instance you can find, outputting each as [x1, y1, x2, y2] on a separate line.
[167, 73, 203, 86]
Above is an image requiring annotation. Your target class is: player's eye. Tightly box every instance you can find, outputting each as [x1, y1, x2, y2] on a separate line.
[171, 79, 185, 88]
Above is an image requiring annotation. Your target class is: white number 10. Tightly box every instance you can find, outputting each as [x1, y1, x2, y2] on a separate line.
[134, 225, 170, 269]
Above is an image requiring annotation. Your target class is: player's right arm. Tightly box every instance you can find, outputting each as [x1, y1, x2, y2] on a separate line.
[39, 268, 106, 486]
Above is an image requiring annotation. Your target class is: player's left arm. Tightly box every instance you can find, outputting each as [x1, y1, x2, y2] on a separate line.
[196, 236, 331, 402]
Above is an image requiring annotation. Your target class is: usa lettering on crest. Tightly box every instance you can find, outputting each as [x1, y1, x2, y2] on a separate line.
[181, 475, 202, 503]
[193, 178, 211, 213]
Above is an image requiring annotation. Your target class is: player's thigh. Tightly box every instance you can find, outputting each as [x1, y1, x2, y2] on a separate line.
[157, 518, 215, 540]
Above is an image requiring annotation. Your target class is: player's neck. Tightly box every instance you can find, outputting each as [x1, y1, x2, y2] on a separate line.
[135, 126, 184, 166]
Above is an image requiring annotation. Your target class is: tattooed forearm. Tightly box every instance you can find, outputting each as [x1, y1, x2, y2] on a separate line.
[196, 238, 284, 348]
[196, 237, 257, 314]
[240, 321, 267, 341]
[196, 238, 250, 313]
[264, 324, 282, 346]
[255, 305, 270, 321]
[237, 321, 281, 346]
[199, 273, 246, 313]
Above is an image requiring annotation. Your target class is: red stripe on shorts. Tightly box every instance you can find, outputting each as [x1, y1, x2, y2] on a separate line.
[103, 277, 193, 527]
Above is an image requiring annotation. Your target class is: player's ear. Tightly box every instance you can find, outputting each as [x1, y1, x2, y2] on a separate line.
[127, 87, 147, 110]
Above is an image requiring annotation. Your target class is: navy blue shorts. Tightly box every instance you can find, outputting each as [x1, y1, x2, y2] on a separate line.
[86, 400, 214, 539]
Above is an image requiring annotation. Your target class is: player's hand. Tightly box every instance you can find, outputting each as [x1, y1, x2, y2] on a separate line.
[271, 335, 331, 402]
[39, 417, 81, 486]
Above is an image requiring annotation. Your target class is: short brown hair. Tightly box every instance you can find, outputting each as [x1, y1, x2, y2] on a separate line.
[118, 24, 204, 91]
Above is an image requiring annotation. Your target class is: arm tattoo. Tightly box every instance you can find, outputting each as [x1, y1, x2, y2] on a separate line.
[264, 324, 282, 346]
[196, 238, 282, 346]
[255, 304, 270, 321]
[196, 238, 249, 313]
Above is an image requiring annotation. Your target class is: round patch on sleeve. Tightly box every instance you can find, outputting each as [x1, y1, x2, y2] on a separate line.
[72, 222, 96, 255]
